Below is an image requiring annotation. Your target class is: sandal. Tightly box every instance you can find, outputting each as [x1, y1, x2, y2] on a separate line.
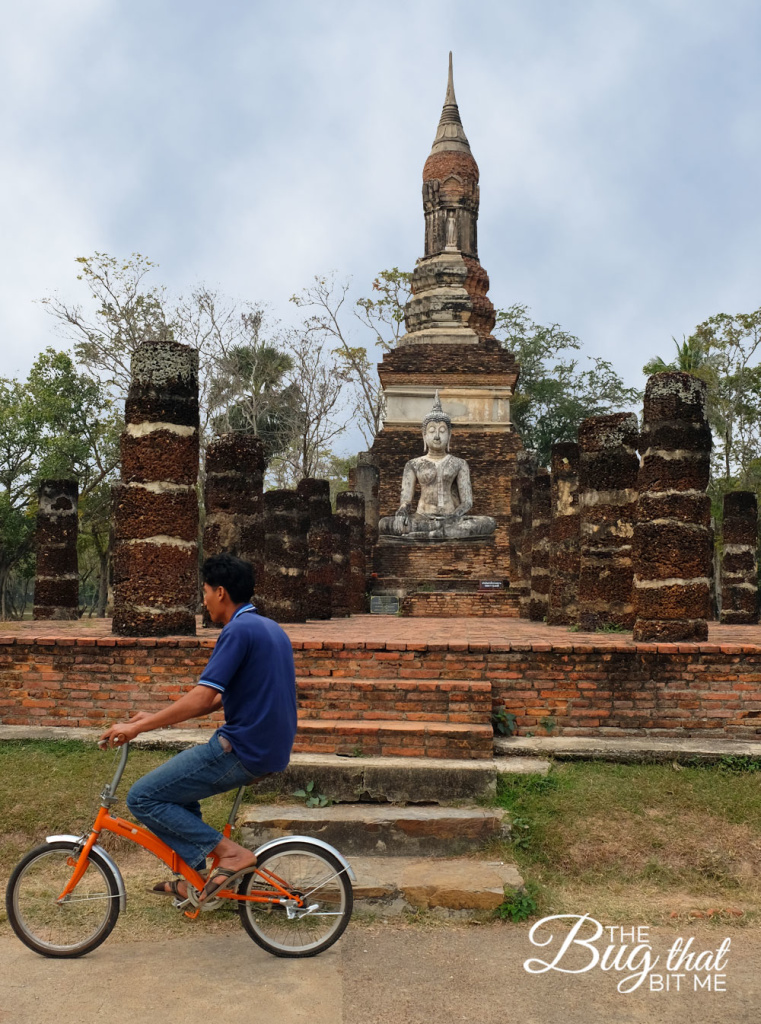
[150, 879, 189, 898]
[199, 861, 257, 903]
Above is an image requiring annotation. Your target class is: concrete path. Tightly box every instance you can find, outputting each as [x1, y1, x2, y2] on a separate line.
[2, 921, 760, 1024]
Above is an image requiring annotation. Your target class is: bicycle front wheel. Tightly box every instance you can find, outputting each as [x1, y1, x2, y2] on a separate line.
[6, 841, 121, 958]
[237, 840, 353, 957]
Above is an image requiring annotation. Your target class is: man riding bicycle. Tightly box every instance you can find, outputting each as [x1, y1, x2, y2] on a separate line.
[100, 553, 297, 903]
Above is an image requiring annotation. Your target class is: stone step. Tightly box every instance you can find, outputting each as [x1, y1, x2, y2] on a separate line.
[351, 856, 524, 914]
[239, 803, 508, 857]
[296, 676, 491, 724]
[249, 751, 550, 804]
[294, 719, 493, 759]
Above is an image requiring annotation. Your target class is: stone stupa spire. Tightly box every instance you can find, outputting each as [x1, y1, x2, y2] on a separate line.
[398, 52, 495, 345]
[429, 52, 472, 156]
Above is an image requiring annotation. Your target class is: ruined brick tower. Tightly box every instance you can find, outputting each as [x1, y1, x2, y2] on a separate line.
[368, 54, 522, 605]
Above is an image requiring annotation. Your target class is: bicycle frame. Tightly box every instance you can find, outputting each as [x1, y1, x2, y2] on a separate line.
[57, 743, 308, 919]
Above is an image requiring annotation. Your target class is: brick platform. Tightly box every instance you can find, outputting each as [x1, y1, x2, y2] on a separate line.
[2, 617, 761, 753]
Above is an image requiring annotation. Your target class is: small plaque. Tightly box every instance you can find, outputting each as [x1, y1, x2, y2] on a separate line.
[479, 580, 504, 591]
[370, 595, 400, 615]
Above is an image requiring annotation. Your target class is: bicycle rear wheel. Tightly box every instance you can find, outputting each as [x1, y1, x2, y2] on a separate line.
[6, 841, 121, 958]
[237, 840, 353, 957]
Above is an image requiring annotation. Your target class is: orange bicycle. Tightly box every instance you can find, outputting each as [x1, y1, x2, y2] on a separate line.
[5, 741, 354, 959]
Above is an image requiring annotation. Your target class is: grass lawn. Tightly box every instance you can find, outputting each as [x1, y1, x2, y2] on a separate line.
[494, 758, 761, 927]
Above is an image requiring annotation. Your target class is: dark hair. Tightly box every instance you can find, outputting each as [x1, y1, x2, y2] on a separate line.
[202, 554, 254, 604]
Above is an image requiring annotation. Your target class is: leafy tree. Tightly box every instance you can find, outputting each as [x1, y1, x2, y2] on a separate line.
[494, 304, 641, 465]
[206, 309, 298, 463]
[290, 269, 412, 446]
[0, 349, 117, 619]
[643, 310, 761, 488]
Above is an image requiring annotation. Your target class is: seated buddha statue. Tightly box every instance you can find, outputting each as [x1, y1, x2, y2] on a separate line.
[378, 392, 496, 541]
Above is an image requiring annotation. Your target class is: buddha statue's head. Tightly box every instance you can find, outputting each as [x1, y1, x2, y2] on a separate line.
[422, 391, 452, 454]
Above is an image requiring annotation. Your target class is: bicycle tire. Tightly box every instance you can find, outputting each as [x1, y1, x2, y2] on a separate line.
[6, 840, 121, 958]
[237, 840, 353, 958]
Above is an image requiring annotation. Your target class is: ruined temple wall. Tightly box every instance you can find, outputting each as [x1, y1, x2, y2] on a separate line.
[297, 478, 333, 621]
[33, 480, 79, 620]
[578, 413, 639, 630]
[258, 490, 308, 623]
[633, 373, 712, 642]
[337, 491, 367, 615]
[720, 491, 759, 625]
[112, 341, 199, 636]
[529, 470, 551, 622]
[547, 442, 580, 626]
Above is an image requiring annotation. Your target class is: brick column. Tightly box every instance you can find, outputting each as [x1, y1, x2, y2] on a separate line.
[112, 340, 199, 636]
[33, 479, 79, 620]
[297, 478, 333, 621]
[547, 442, 580, 626]
[529, 470, 551, 622]
[578, 413, 639, 631]
[351, 452, 381, 563]
[258, 490, 308, 623]
[203, 433, 265, 624]
[331, 516, 352, 619]
[509, 451, 536, 615]
[337, 491, 367, 614]
[720, 492, 758, 625]
[632, 373, 712, 641]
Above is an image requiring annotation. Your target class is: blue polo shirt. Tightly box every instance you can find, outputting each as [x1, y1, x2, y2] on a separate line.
[199, 605, 297, 776]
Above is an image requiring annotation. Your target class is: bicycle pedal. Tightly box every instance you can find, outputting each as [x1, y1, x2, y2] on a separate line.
[172, 896, 191, 910]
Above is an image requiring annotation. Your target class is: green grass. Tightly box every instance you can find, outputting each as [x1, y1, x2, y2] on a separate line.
[493, 760, 761, 925]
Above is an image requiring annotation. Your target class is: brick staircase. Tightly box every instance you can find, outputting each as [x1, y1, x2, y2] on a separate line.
[294, 676, 493, 759]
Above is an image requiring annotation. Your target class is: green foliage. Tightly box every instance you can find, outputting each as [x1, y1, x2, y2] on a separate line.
[494, 882, 540, 922]
[292, 780, 331, 808]
[597, 622, 628, 633]
[0, 348, 118, 618]
[492, 708, 517, 736]
[539, 716, 557, 733]
[494, 304, 641, 465]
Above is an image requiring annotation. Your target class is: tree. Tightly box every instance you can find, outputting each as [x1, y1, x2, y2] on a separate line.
[494, 304, 641, 465]
[266, 328, 348, 486]
[206, 309, 298, 463]
[643, 310, 761, 488]
[0, 349, 117, 619]
[290, 269, 412, 446]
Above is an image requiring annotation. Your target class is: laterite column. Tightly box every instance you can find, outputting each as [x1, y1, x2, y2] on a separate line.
[720, 492, 759, 625]
[258, 490, 308, 623]
[33, 479, 79, 620]
[337, 491, 367, 614]
[112, 340, 199, 636]
[203, 432, 265, 623]
[528, 470, 551, 622]
[509, 451, 536, 616]
[633, 373, 712, 642]
[297, 478, 333, 620]
[547, 442, 580, 626]
[578, 413, 639, 631]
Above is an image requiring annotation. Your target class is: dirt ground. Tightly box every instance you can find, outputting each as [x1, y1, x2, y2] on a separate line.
[1, 918, 759, 1024]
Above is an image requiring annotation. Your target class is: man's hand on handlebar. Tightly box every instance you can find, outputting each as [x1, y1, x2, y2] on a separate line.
[99, 711, 152, 749]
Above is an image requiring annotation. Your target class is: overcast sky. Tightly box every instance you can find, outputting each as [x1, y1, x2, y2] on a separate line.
[2, 1, 760, 455]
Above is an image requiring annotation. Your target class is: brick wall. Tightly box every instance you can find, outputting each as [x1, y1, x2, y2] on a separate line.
[2, 635, 761, 741]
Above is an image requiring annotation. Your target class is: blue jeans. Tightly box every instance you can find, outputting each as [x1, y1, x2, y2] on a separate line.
[126, 732, 257, 872]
